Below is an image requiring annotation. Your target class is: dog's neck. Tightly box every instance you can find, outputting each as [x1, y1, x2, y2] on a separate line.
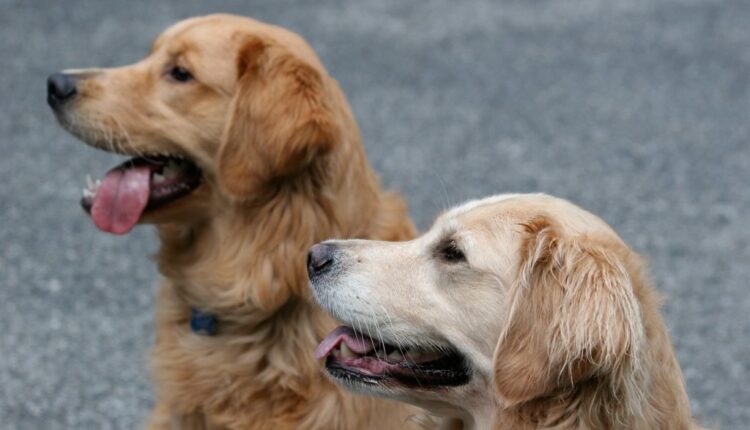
[155, 188, 354, 321]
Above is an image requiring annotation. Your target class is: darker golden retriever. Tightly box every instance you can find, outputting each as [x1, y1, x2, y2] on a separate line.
[48, 14, 420, 430]
[309, 193, 706, 429]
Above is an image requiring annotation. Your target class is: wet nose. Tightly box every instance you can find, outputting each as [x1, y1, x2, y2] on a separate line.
[307, 243, 336, 278]
[47, 72, 78, 108]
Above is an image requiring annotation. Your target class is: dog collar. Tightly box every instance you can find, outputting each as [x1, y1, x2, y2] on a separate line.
[190, 308, 218, 336]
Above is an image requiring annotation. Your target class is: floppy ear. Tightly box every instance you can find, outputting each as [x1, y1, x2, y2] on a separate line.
[493, 218, 643, 405]
[216, 37, 341, 198]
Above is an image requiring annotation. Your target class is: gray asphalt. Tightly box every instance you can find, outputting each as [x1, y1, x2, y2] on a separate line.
[1, 0, 749, 428]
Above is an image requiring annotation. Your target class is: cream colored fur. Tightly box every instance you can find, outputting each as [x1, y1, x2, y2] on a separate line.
[312, 193, 706, 430]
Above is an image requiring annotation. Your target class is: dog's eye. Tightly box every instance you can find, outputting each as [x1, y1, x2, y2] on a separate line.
[438, 240, 466, 263]
[168, 66, 193, 83]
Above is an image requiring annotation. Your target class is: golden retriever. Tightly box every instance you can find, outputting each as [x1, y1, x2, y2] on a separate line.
[47, 14, 421, 429]
[308, 193, 706, 429]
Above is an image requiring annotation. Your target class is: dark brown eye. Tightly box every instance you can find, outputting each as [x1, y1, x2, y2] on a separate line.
[438, 240, 466, 263]
[168, 66, 193, 82]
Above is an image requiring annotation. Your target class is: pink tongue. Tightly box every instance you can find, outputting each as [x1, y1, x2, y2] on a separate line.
[91, 166, 151, 235]
[315, 326, 375, 360]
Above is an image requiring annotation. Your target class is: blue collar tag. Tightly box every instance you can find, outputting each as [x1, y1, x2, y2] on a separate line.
[190, 308, 218, 336]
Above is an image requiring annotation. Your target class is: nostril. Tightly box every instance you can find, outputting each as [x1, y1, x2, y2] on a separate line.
[307, 243, 336, 278]
[314, 255, 332, 271]
[47, 73, 77, 107]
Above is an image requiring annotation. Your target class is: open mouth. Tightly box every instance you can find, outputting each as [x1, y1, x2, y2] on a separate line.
[81, 155, 202, 235]
[315, 326, 470, 389]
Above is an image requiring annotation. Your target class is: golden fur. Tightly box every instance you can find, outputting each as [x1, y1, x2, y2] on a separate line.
[310, 194, 706, 429]
[51, 14, 420, 429]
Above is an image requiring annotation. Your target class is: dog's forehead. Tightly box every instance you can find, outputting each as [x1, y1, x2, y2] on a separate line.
[158, 15, 257, 40]
[154, 15, 324, 71]
[452, 193, 603, 221]
[442, 193, 620, 243]
[426, 195, 529, 247]
[154, 18, 243, 55]
[446, 193, 526, 217]
[438, 194, 536, 228]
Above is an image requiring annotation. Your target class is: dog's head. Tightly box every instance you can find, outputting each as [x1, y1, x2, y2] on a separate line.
[308, 194, 645, 423]
[48, 14, 343, 234]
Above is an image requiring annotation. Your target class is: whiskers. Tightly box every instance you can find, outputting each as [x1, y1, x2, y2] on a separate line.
[60, 110, 151, 161]
[111, 116, 139, 158]
[368, 296, 430, 389]
[61, 111, 127, 156]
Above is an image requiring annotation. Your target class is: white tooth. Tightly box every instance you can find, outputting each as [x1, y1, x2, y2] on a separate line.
[153, 172, 165, 183]
[340, 343, 356, 359]
[86, 174, 94, 189]
[387, 350, 403, 362]
[82, 188, 90, 198]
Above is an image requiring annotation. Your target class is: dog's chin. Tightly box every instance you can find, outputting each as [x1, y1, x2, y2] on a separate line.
[323, 367, 435, 405]
[327, 374, 470, 420]
[136, 185, 212, 225]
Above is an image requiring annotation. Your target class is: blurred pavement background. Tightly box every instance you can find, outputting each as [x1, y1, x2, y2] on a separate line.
[1, 0, 748, 428]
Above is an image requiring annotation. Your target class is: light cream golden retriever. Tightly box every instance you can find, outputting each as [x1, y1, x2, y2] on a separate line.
[309, 193, 705, 429]
[48, 14, 421, 429]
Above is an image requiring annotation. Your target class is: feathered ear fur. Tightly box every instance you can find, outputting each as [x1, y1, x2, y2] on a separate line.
[493, 217, 644, 406]
[216, 36, 341, 199]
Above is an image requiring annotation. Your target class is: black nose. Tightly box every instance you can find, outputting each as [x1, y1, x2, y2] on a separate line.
[307, 243, 336, 278]
[47, 72, 78, 108]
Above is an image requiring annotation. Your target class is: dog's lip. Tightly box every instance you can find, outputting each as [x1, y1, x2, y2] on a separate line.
[318, 325, 471, 388]
[324, 351, 471, 389]
[80, 154, 203, 214]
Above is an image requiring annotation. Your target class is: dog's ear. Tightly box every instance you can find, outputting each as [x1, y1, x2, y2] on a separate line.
[216, 37, 341, 199]
[492, 217, 643, 406]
